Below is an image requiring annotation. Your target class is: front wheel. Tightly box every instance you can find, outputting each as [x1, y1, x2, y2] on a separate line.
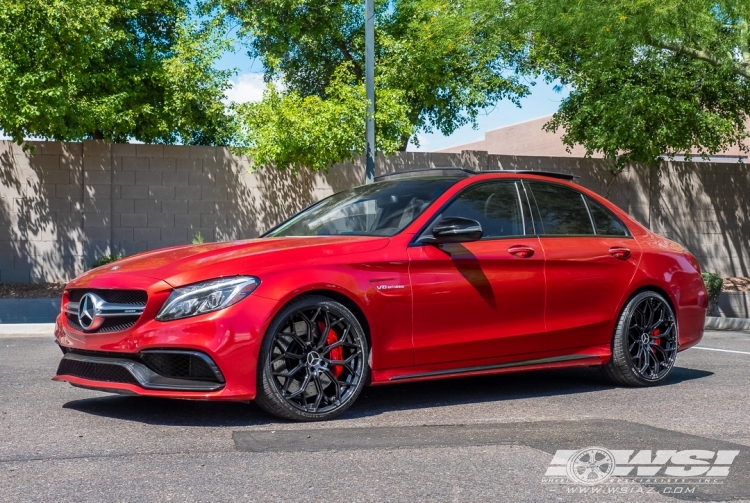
[255, 295, 370, 421]
[603, 291, 678, 386]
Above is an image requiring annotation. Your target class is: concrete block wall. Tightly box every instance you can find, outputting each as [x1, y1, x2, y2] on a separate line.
[0, 141, 748, 282]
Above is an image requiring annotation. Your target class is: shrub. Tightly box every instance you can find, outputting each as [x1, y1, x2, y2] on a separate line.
[701, 272, 723, 316]
[91, 253, 123, 269]
[192, 231, 204, 244]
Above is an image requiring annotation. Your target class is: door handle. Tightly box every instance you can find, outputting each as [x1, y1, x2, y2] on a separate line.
[609, 247, 631, 260]
[508, 245, 535, 258]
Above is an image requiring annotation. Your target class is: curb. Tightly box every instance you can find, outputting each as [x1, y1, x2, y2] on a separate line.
[0, 323, 55, 338]
[705, 317, 750, 331]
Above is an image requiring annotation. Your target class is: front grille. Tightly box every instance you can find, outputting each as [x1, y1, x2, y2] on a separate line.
[64, 289, 147, 334]
[67, 289, 147, 305]
[65, 314, 140, 333]
[57, 358, 139, 385]
[141, 352, 220, 382]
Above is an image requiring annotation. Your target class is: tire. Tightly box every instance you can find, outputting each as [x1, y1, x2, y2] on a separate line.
[255, 295, 370, 421]
[603, 290, 679, 387]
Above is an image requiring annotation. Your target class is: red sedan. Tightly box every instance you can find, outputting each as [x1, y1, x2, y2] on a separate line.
[53, 169, 708, 421]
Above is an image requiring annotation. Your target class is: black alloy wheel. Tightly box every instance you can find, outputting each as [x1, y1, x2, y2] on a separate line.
[255, 295, 369, 421]
[603, 291, 678, 386]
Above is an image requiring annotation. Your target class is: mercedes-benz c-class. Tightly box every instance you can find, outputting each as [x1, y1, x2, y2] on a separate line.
[54, 168, 708, 421]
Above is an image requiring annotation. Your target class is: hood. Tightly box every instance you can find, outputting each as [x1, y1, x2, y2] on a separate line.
[68, 236, 390, 289]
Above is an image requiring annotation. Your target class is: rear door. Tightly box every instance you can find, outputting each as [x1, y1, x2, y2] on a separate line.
[408, 180, 547, 366]
[525, 181, 641, 351]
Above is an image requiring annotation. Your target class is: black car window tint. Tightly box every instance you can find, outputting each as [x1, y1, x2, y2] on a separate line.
[586, 196, 629, 236]
[528, 182, 595, 235]
[439, 182, 525, 238]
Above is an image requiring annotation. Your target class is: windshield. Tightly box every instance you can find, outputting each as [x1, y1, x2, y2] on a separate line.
[265, 178, 458, 237]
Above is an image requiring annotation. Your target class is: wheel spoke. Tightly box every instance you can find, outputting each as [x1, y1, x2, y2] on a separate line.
[651, 343, 669, 360]
[322, 369, 342, 402]
[310, 375, 325, 412]
[278, 328, 307, 350]
[274, 362, 305, 379]
[315, 310, 331, 350]
[285, 371, 311, 399]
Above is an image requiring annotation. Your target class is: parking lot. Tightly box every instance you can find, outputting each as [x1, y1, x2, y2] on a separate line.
[2, 330, 749, 502]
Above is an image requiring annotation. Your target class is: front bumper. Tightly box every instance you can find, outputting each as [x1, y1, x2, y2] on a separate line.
[54, 292, 280, 400]
[56, 349, 225, 392]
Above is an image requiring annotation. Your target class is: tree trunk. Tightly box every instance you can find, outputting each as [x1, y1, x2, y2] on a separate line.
[89, 130, 104, 140]
[397, 134, 410, 152]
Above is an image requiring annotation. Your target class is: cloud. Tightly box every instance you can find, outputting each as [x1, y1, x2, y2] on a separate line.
[406, 133, 433, 152]
[224, 73, 266, 104]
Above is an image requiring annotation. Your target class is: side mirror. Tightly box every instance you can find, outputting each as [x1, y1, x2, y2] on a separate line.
[429, 217, 483, 243]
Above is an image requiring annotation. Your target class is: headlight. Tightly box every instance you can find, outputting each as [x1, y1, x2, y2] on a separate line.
[156, 276, 260, 321]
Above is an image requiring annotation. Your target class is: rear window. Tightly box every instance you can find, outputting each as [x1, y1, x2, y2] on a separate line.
[586, 196, 629, 236]
[528, 182, 594, 235]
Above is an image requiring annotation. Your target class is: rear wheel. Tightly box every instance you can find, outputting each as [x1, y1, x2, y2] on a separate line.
[603, 291, 678, 386]
[255, 295, 369, 421]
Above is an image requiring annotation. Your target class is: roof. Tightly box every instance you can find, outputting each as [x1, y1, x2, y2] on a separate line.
[374, 167, 577, 182]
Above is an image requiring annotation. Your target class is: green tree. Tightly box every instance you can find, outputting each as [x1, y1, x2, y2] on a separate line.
[235, 65, 412, 172]
[0, 0, 234, 145]
[213, 0, 528, 170]
[508, 0, 750, 175]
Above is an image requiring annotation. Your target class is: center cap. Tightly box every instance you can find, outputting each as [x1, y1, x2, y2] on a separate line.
[306, 351, 324, 368]
[641, 333, 650, 345]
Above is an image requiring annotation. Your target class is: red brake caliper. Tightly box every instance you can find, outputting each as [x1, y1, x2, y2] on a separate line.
[651, 328, 661, 353]
[319, 322, 343, 378]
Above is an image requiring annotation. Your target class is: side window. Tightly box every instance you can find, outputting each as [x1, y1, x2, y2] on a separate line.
[528, 182, 594, 235]
[586, 196, 629, 236]
[438, 181, 525, 238]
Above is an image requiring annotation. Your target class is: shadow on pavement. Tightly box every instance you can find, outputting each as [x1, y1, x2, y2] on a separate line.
[348, 365, 713, 419]
[61, 365, 712, 426]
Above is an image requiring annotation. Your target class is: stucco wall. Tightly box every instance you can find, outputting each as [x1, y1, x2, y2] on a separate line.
[0, 140, 747, 282]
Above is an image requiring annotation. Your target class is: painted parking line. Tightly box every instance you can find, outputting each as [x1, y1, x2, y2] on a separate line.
[695, 346, 750, 355]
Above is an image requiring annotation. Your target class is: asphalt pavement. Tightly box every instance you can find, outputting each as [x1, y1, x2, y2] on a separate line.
[2, 330, 750, 502]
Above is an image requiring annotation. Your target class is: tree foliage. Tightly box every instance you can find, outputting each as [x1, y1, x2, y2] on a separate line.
[212, 0, 528, 170]
[509, 0, 750, 167]
[0, 0, 234, 145]
[234, 65, 412, 172]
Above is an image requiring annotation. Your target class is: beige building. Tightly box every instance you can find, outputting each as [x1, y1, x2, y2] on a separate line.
[437, 115, 748, 161]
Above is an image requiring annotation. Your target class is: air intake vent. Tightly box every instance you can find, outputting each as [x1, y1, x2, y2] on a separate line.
[57, 358, 139, 385]
[141, 352, 223, 382]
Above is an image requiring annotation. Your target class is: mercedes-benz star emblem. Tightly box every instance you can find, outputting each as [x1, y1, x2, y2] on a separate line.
[78, 293, 105, 331]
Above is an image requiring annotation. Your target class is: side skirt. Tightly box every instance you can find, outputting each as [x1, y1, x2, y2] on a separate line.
[380, 353, 604, 384]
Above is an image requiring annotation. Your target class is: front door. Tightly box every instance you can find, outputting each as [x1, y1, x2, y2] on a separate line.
[408, 180, 547, 366]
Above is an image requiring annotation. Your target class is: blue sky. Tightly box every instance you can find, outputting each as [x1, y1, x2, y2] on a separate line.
[218, 47, 569, 152]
